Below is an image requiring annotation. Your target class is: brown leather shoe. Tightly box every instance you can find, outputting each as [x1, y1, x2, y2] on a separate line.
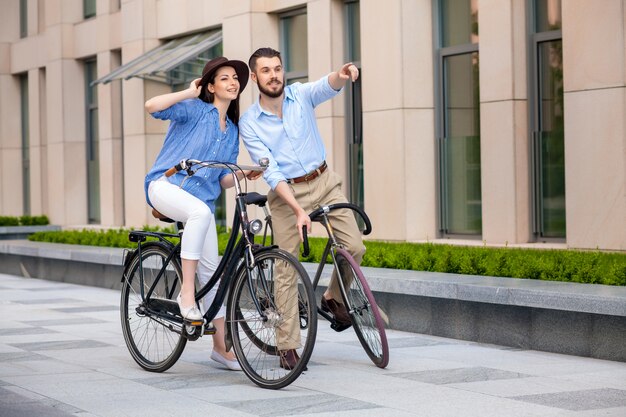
[321, 297, 351, 326]
[279, 349, 303, 370]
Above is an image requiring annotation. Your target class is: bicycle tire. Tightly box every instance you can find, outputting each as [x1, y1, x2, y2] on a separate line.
[335, 248, 389, 368]
[227, 248, 317, 389]
[120, 242, 187, 372]
[237, 277, 310, 357]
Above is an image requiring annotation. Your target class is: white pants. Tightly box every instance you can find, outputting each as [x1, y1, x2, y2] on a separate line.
[148, 178, 225, 318]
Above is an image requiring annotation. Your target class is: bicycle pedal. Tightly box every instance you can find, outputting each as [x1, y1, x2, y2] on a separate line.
[204, 325, 217, 335]
[184, 319, 204, 326]
[330, 321, 352, 332]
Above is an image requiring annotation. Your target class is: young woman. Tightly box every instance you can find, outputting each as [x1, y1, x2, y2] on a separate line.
[144, 57, 259, 371]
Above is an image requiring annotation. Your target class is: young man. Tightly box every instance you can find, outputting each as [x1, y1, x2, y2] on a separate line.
[240, 47, 364, 369]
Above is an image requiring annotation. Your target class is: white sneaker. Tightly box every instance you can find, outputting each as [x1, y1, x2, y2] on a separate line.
[211, 350, 242, 371]
[176, 294, 203, 321]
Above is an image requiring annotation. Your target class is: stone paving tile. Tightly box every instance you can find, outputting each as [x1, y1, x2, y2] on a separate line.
[0, 327, 58, 336]
[391, 366, 531, 385]
[9, 340, 112, 351]
[52, 306, 119, 313]
[21, 318, 108, 326]
[0, 352, 50, 362]
[12, 298, 83, 305]
[220, 393, 381, 416]
[512, 388, 626, 411]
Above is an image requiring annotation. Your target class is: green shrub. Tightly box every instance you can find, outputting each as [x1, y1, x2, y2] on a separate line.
[0, 216, 20, 226]
[27, 227, 626, 286]
[0, 215, 49, 226]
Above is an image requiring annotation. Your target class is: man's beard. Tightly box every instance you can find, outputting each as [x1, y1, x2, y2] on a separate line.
[258, 79, 284, 98]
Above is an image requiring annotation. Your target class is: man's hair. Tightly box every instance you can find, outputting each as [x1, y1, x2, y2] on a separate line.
[249, 47, 282, 72]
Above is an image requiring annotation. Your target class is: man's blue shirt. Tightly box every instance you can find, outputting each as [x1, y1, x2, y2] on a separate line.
[240, 75, 340, 190]
[144, 99, 239, 213]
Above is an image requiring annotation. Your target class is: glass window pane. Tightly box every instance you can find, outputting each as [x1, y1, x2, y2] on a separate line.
[20, 74, 30, 215]
[20, 0, 27, 38]
[537, 40, 565, 237]
[440, 0, 478, 47]
[345, 1, 360, 62]
[281, 12, 308, 83]
[84, 0, 96, 18]
[345, 1, 363, 210]
[534, 0, 561, 32]
[443, 52, 481, 234]
[85, 60, 100, 223]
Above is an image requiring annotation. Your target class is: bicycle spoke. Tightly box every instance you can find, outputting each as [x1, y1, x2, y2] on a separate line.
[228, 248, 317, 389]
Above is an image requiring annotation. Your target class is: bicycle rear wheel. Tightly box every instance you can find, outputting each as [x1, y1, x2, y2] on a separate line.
[228, 248, 317, 389]
[335, 248, 389, 368]
[120, 242, 187, 372]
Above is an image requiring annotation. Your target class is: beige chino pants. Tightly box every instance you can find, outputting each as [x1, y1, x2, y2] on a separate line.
[268, 169, 366, 350]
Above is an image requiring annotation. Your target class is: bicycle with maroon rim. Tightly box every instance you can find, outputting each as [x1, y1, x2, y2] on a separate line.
[302, 203, 389, 368]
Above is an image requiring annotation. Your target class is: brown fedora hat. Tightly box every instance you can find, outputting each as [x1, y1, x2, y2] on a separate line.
[198, 56, 249, 94]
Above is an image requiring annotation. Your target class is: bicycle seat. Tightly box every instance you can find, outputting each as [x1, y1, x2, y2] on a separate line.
[243, 192, 267, 207]
[151, 208, 175, 223]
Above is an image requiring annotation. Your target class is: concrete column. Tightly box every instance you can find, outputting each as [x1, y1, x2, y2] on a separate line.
[478, 0, 530, 245]
[45, 58, 87, 225]
[562, 0, 626, 250]
[0, 0, 22, 215]
[360, 0, 406, 240]
[402, 0, 437, 242]
[27, 68, 44, 215]
[361, 0, 437, 241]
[97, 51, 125, 226]
[120, 0, 160, 227]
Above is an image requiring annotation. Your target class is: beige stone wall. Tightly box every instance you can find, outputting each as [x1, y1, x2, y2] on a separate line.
[479, 0, 530, 245]
[0, 0, 624, 251]
[562, 0, 626, 250]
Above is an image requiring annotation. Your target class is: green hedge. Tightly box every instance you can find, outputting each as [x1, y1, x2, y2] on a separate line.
[0, 215, 49, 226]
[28, 228, 626, 286]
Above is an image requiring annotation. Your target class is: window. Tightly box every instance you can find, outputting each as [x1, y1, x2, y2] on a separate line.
[20, 0, 27, 38]
[530, 0, 564, 239]
[344, 0, 364, 209]
[85, 59, 100, 223]
[84, 0, 96, 19]
[20, 74, 30, 215]
[436, 0, 482, 236]
[280, 9, 308, 84]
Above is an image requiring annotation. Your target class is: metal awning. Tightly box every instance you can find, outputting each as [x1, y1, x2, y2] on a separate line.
[92, 30, 222, 85]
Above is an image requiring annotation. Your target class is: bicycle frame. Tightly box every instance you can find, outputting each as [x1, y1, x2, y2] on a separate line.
[302, 203, 372, 325]
[125, 160, 271, 327]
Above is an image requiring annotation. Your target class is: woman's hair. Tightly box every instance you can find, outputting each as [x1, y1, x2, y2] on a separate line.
[248, 47, 282, 72]
[198, 73, 241, 125]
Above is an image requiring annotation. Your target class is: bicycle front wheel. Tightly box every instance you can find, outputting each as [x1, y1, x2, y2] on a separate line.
[228, 248, 317, 389]
[335, 248, 389, 368]
[120, 243, 187, 372]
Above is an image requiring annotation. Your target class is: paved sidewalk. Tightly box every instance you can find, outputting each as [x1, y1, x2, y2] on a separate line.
[1, 273, 625, 417]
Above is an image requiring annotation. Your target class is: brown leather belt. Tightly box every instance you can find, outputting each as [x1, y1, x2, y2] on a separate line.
[287, 161, 327, 184]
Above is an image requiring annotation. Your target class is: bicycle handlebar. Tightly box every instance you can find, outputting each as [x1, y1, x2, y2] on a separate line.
[302, 203, 372, 257]
[164, 158, 269, 178]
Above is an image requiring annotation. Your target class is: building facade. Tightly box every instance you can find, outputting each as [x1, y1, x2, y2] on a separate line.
[0, 0, 624, 251]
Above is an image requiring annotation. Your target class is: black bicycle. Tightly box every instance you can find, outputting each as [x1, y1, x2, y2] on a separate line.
[254, 201, 389, 368]
[119, 159, 317, 389]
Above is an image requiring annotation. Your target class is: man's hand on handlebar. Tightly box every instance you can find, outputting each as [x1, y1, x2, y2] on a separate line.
[296, 209, 312, 242]
[245, 170, 263, 180]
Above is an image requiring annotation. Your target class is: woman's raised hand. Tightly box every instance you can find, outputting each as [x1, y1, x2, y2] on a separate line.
[190, 78, 203, 97]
